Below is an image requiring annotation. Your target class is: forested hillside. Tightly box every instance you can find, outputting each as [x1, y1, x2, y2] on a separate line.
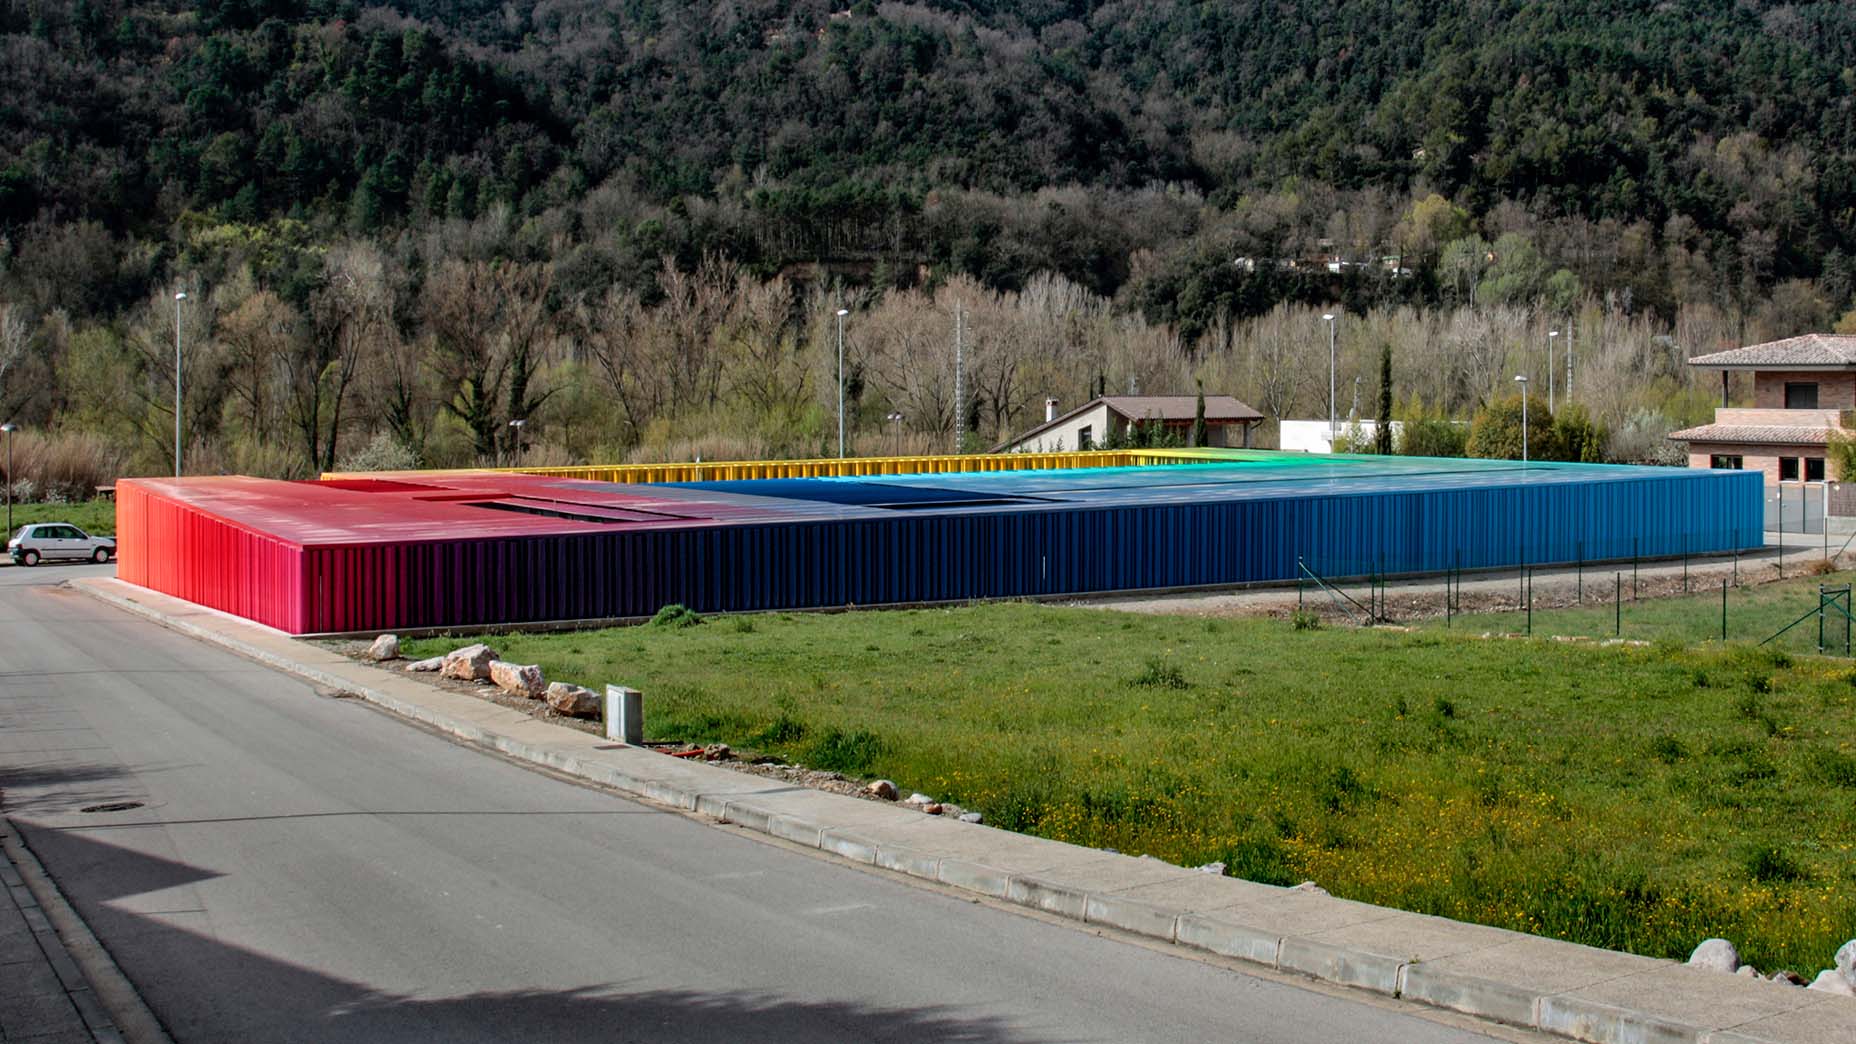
[2, 0, 1853, 487]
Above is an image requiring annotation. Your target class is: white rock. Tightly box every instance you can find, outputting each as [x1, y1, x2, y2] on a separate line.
[1808, 969, 1856, 996]
[544, 682, 599, 717]
[405, 656, 444, 672]
[1194, 861, 1227, 875]
[1838, 939, 1856, 988]
[958, 812, 983, 824]
[1735, 965, 1758, 977]
[1292, 881, 1328, 895]
[440, 643, 498, 681]
[905, 792, 934, 806]
[1687, 938, 1740, 974]
[488, 660, 545, 698]
[863, 780, 898, 800]
[367, 634, 401, 661]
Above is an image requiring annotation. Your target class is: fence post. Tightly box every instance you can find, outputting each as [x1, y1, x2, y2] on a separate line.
[1526, 567, 1532, 636]
[1577, 540, 1583, 604]
[1633, 537, 1639, 601]
[1683, 538, 1689, 594]
[1297, 556, 1304, 611]
[1614, 573, 1621, 636]
[1819, 585, 1826, 654]
[1720, 578, 1727, 642]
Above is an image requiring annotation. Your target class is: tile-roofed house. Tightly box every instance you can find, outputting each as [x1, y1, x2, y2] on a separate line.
[1669, 333, 1856, 485]
[995, 395, 1264, 453]
[1685, 334, 1856, 369]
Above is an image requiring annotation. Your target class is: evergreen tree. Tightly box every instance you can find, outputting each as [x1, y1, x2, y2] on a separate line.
[1375, 344, 1394, 455]
[1189, 378, 1206, 448]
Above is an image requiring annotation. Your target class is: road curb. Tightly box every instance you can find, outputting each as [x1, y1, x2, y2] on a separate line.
[2, 817, 170, 1044]
[71, 578, 1844, 1044]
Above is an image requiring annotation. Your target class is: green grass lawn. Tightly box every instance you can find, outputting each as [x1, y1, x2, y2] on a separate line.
[1429, 567, 1856, 655]
[403, 604, 1856, 971]
[4, 501, 115, 536]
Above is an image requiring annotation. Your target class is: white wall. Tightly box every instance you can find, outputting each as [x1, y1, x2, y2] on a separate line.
[1279, 419, 1403, 454]
[1001, 403, 1116, 453]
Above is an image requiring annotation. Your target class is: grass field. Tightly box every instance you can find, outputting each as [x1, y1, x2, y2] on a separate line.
[1429, 566, 1856, 655]
[404, 603, 1856, 971]
[3, 501, 116, 536]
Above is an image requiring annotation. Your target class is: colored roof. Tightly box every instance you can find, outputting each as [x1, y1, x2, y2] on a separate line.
[1688, 334, 1856, 368]
[124, 451, 1746, 551]
[1666, 424, 1831, 446]
[996, 395, 1263, 451]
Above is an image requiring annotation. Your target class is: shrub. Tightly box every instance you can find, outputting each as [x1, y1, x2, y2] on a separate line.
[334, 431, 419, 472]
[1131, 657, 1188, 689]
[731, 616, 756, 633]
[1224, 836, 1299, 886]
[1805, 748, 1856, 787]
[806, 726, 886, 775]
[1291, 609, 1321, 631]
[750, 712, 807, 747]
[649, 604, 703, 628]
[1648, 735, 1686, 764]
[1744, 844, 1808, 883]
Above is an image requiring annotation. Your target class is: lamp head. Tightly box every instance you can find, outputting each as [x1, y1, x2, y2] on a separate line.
[836, 308, 849, 317]
[1549, 330, 1559, 338]
[174, 291, 187, 301]
[0, 423, 14, 433]
[1514, 375, 1528, 384]
[1321, 313, 1335, 322]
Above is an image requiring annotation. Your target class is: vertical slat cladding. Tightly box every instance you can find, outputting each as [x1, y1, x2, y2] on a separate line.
[117, 480, 306, 633]
[134, 469, 1762, 634]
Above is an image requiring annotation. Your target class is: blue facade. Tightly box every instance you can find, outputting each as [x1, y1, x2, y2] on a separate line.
[304, 458, 1763, 631]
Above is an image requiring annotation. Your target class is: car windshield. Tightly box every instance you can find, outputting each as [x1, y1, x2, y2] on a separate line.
[10, 527, 27, 541]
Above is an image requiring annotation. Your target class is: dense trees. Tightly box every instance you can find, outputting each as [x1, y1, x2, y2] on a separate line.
[1, 1, 1852, 484]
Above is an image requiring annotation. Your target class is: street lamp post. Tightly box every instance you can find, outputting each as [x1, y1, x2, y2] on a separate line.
[836, 308, 850, 457]
[886, 411, 904, 456]
[1547, 330, 1559, 413]
[508, 419, 525, 468]
[1514, 375, 1529, 464]
[1, 423, 15, 536]
[174, 291, 187, 476]
[1321, 312, 1338, 444]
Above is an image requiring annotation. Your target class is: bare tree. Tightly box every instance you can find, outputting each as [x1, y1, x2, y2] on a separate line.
[0, 302, 31, 420]
[420, 258, 554, 460]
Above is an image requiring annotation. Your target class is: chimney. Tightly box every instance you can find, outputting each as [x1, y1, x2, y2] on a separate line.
[1045, 397, 1059, 422]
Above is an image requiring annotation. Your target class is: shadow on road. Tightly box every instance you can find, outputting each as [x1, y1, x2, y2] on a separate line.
[14, 825, 1047, 1044]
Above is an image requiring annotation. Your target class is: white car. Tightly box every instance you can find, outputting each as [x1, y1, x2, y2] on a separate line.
[7, 523, 115, 566]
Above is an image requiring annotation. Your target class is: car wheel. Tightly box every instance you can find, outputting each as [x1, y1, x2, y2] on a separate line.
[19, 549, 39, 567]
[92, 547, 111, 564]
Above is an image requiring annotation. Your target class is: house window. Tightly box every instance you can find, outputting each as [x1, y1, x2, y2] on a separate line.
[1807, 457, 1826, 482]
[1779, 456, 1800, 481]
[1784, 382, 1819, 409]
[1077, 425, 1093, 451]
[1709, 455, 1742, 470]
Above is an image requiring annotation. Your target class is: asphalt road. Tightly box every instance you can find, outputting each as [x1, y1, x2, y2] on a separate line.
[0, 565, 1529, 1044]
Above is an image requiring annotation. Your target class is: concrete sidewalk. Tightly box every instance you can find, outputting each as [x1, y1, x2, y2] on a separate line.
[0, 822, 121, 1044]
[72, 576, 1856, 1044]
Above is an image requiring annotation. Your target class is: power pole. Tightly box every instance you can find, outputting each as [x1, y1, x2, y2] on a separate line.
[953, 303, 965, 454]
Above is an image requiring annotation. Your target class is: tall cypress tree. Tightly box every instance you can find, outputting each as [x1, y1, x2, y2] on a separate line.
[1376, 344, 1394, 455]
[1189, 378, 1206, 448]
